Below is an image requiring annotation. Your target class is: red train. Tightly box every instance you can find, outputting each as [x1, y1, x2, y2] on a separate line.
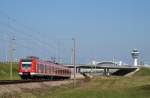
[18, 56, 71, 80]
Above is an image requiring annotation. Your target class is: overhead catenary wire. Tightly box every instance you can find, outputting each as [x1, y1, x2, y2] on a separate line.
[15, 41, 49, 59]
[0, 10, 58, 50]
[0, 28, 55, 61]
[0, 10, 71, 62]
[0, 20, 57, 54]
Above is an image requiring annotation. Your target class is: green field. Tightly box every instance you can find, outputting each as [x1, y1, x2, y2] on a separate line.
[18, 67, 150, 98]
[0, 62, 20, 80]
[0, 63, 150, 98]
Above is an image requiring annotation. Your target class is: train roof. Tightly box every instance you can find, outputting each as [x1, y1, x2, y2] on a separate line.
[26, 56, 39, 59]
[20, 56, 66, 67]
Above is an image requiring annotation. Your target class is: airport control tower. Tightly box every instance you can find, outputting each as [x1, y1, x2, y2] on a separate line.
[131, 49, 140, 66]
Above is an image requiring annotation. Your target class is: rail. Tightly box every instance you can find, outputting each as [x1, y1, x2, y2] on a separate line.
[0, 80, 52, 85]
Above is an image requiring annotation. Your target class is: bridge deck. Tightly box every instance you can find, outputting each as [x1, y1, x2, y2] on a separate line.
[65, 64, 138, 69]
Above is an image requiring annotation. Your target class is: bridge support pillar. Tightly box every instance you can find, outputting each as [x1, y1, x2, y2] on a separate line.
[106, 68, 110, 76]
[77, 68, 81, 73]
[104, 68, 110, 76]
[104, 68, 106, 76]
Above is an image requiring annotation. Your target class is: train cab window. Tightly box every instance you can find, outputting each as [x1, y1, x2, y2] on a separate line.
[22, 63, 31, 70]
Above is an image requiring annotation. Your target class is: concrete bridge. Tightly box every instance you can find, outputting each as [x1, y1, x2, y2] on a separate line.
[64, 64, 138, 76]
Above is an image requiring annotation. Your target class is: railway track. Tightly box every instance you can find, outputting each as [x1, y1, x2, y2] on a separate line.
[0, 76, 84, 85]
[0, 80, 52, 85]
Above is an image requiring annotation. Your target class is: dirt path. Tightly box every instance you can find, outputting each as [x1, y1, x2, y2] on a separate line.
[0, 80, 75, 97]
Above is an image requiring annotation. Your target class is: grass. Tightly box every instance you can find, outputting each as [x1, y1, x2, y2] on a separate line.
[133, 67, 150, 76]
[16, 67, 150, 98]
[0, 62, 20, 80]
[0, 64, 150, 98]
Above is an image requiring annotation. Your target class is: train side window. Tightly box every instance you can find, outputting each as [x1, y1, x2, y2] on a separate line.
[37, 64, 40, 73]
[45, 65, 48, 73]
[40, 64, 44, 71]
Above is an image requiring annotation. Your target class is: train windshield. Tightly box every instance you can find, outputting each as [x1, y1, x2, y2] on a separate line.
[22, 62, 32, 70]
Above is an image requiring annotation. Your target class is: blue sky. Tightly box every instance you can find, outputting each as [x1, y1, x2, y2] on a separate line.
[0, 0, 150, 64]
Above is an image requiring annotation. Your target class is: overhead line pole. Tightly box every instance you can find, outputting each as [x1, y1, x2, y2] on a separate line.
[72, 38, 76, 88]
[9, 35, 15, 80]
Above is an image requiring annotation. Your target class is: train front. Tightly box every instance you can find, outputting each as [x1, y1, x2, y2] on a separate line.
[18, 57, 37, 79]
